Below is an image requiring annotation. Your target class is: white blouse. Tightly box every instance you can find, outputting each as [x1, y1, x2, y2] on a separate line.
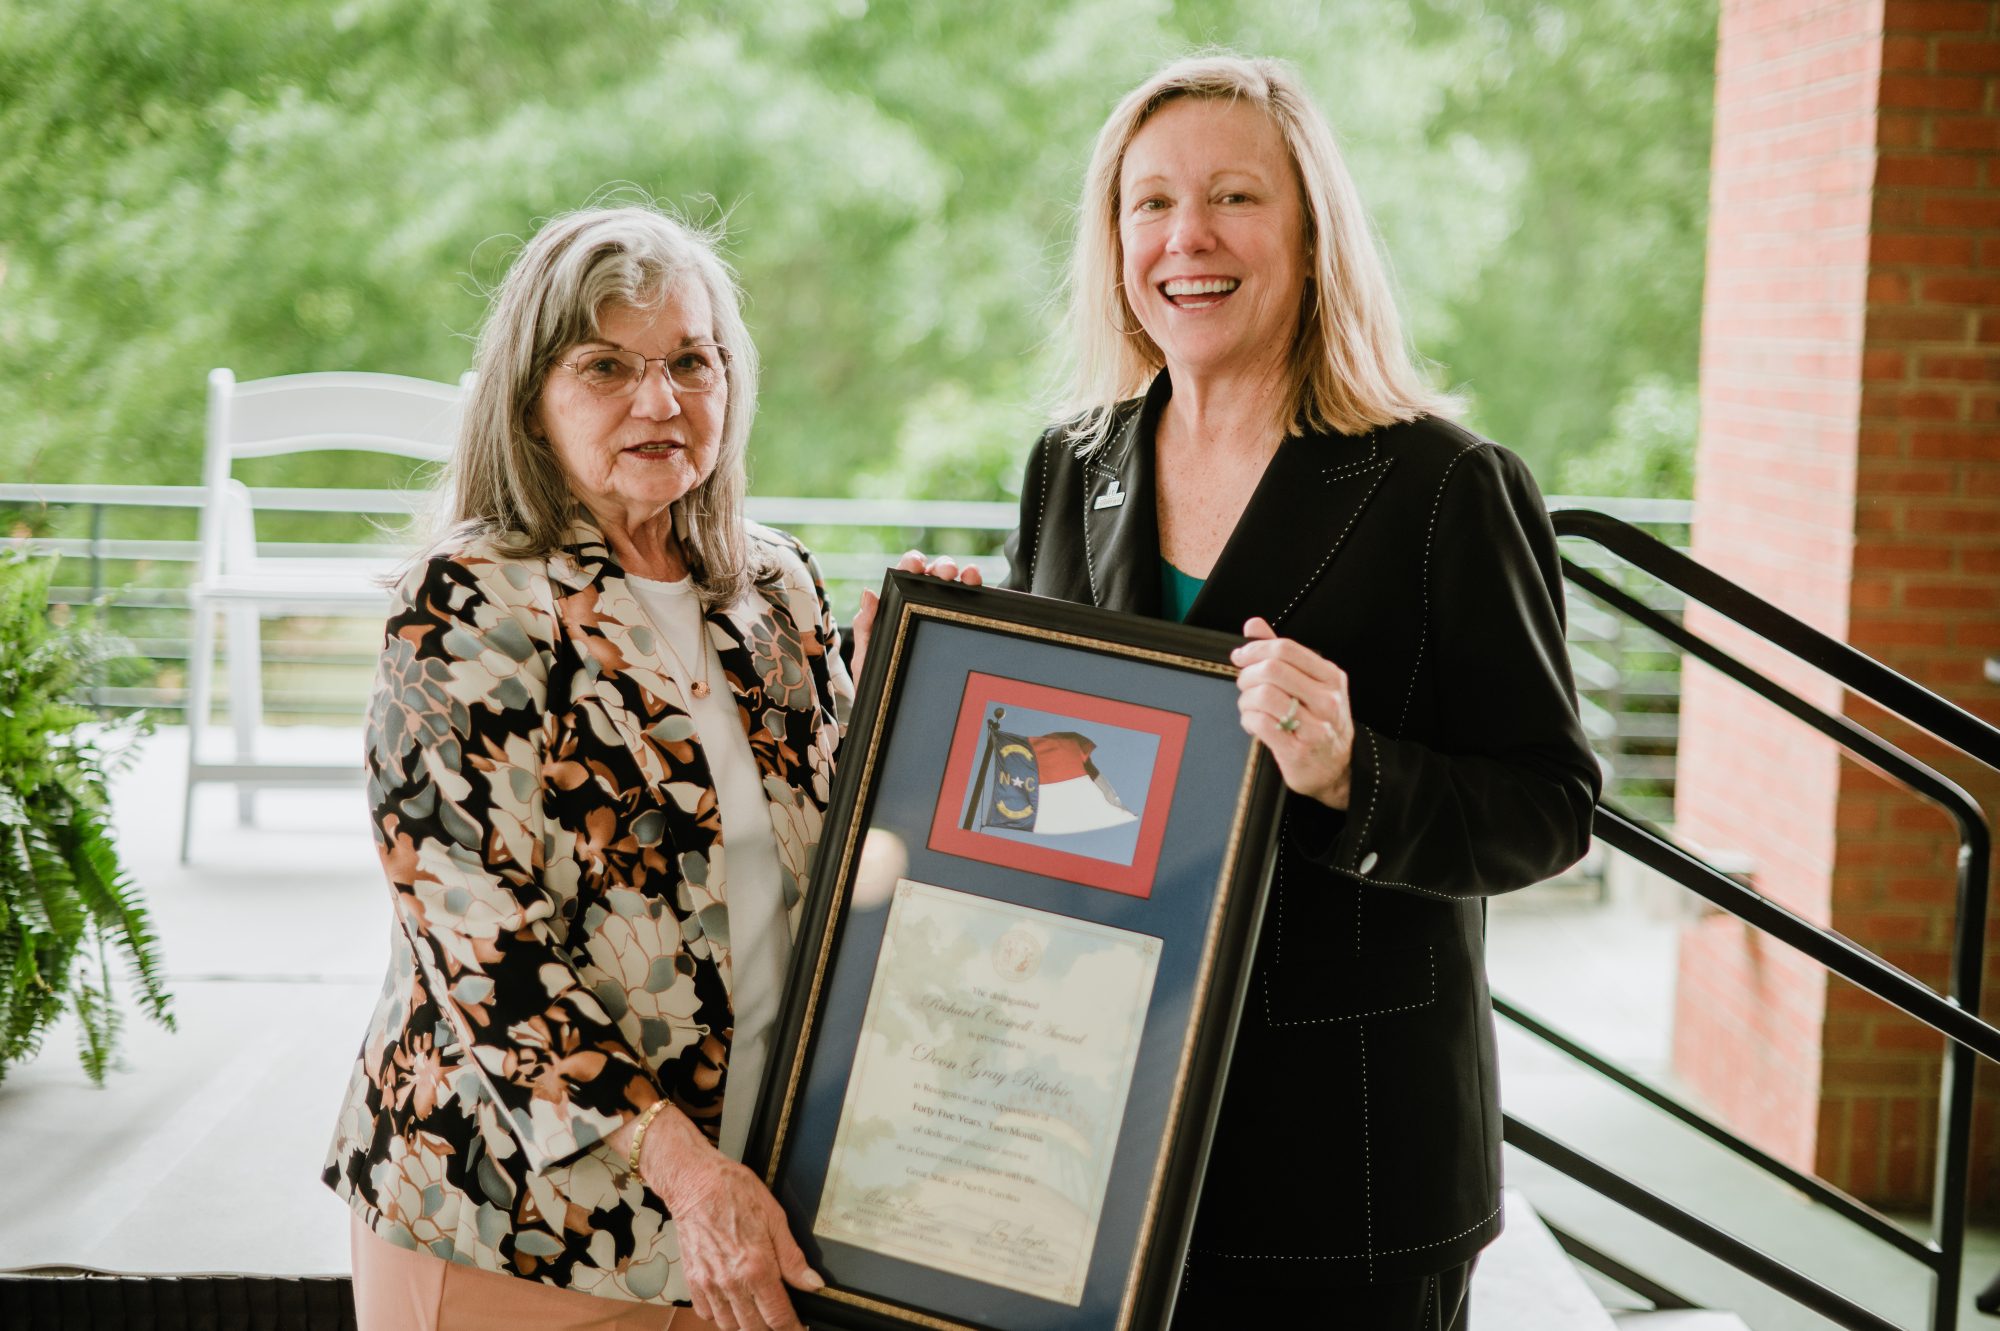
[626, 573, 789, 1162]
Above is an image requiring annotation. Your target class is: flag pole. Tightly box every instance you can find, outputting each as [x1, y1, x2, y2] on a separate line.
[963, 707, 1004, 831]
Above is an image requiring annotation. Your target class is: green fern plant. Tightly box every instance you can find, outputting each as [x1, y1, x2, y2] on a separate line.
[1, 552, 172, 1084]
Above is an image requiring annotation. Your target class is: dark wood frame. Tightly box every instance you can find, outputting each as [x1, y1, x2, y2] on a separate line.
[746, 573, 1283, 1331]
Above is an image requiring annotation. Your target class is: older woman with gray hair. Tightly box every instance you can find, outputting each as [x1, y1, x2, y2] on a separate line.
[322, 204, 956, 1330]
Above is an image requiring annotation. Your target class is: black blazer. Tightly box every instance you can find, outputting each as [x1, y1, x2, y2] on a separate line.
[1003, 373, 1600, 1288]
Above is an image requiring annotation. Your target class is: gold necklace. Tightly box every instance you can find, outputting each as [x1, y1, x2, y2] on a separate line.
[656, 604, 713, 700]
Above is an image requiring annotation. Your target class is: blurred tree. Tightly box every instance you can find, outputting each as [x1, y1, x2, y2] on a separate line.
[1412, 0, 1718, 478]
[1556, 373, 1698, 500]
[0, 0, 1714, 509]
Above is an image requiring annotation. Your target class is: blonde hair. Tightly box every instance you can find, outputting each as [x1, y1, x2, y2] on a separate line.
[447, 204, 766, 609]
[1057, 53, 1451, 447]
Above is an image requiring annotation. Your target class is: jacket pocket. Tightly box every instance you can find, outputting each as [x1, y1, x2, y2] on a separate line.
[1258, 843, 1440, 1027]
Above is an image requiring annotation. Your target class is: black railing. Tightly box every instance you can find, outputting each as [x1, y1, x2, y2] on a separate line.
[1542, 1219, 1700, 1313]
[1499, 509, 2000, 1331]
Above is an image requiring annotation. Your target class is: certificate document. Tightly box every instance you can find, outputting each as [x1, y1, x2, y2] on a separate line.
[813, 879, 1163, 1305]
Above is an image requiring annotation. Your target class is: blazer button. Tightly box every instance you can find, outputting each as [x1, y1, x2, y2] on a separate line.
[1358, 851, 1379, 874]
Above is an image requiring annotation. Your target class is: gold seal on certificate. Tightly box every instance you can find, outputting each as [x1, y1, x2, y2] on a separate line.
[813, 879, 1163, 1305]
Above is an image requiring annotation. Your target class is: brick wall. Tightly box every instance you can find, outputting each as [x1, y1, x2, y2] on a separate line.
[1676, 0, 2000, 1209]
[1676, 0, 1883, 1176]
[1824, 0, 2000, 1207]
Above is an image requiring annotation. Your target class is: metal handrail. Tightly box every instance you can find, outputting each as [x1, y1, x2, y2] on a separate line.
[3, 488, 1693, 749]
[1561, 560, 1992, 857]
[1493, 990, 1934, 1263]
[1542, 1220, 1699, 1312]
[1599, 805, 1997, 1063]
[1508, 1119, 1905, 1331]
[1563, 511, 1994, 1328]
[0, 482, 1691, 528]
[1500, 509, 2000, 1331]
[1556, 509, 1997, 770]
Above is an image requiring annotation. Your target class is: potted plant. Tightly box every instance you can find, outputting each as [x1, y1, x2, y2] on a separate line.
[1, 552, 172, 1084]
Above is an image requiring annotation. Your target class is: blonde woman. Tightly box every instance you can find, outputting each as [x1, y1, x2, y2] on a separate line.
[1003, 56, 1600, 1327]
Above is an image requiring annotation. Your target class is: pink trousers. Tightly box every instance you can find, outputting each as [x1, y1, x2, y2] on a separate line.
[350, 1215, 720, 1331]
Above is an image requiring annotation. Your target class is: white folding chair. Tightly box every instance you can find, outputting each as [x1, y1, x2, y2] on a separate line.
[180, 368, 471, 862]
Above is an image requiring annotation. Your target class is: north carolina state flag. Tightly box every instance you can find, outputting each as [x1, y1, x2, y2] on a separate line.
[983, 730, 1137, 836]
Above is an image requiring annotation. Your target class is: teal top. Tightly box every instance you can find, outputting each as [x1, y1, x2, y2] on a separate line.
[1160, 558, 1205, 623]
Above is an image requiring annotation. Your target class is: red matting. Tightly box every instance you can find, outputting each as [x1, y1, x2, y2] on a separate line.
[926, 672, 1189, 897]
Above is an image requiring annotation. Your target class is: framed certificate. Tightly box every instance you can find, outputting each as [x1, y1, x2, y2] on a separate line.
[747, 573, 1283, 1331]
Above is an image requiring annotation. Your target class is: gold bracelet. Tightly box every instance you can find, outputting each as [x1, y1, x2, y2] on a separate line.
[627, 1100, 669, 1177]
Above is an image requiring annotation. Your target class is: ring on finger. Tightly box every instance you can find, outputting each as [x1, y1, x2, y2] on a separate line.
[1277, 695, 1302, 733]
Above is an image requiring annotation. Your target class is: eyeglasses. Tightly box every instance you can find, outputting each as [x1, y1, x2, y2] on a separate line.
[559, 343, 730, 398]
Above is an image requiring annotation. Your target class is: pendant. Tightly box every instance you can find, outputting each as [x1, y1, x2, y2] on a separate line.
[690, 680, 710, 700]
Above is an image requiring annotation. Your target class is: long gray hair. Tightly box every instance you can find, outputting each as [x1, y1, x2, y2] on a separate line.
[1057, 53, 1452, 450]
[447, 204, 765, 609]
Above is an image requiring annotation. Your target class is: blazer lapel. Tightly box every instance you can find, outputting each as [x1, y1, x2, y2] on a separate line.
[1186, 426, 1395, 633]
[551, 520, 678, 701]
[711, 583, 826, 937]
[709, 596, 786, 735]
[554, 513, 814, 774]
[1082, 372, 1171, 616]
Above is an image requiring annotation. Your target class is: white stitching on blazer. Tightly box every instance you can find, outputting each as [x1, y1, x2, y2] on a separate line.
[1319, 431, 1380, 479]
[1354, 726, 1380, 876]
[1355, 841, 1364, 956]
[1264, 946, 1437, 1027]
[1396, 441, 1483, 737]
[1081, 462, 1104, 606]
[1263, 834, 1438, 1027]
[1098, 405, 1137, 474]
[1191, 1199, 1503, 1261]
[1274, 461, 1391, 625]
[1028, 438, 1050, 587]
[1360, 1023, 1375, 1278]
[1338, 867, 1460, 900]
[1276, 839, 1287, 972]
[1259, 842, 1286, 1026]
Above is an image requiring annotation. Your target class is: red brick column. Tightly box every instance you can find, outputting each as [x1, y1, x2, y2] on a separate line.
[1674, 0, 2000, 1209]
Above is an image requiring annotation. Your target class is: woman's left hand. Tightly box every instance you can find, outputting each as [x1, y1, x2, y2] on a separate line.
[1231, 616, 1355, 810]
[850, 550, 983, 680]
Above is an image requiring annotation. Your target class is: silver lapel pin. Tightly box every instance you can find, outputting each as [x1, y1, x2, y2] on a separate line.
[1093, 478, 1126, 510]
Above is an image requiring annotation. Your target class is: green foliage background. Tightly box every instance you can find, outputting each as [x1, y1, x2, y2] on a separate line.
[0, 0, 1717, 507]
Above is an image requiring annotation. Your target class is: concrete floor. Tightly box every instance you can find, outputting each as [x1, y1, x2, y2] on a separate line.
[0, 725, 385, 1278]
[1, 726, 1994, 1329]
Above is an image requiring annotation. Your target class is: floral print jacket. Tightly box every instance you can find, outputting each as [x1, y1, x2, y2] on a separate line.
[323, 516, 852, 1305]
